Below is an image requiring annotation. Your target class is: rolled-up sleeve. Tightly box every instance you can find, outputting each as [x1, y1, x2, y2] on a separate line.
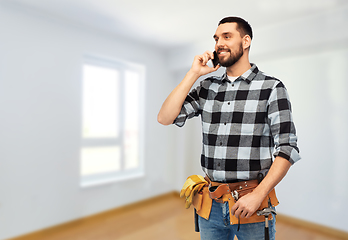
[173, 86, 201, 127]
[267, 81, 301, 164]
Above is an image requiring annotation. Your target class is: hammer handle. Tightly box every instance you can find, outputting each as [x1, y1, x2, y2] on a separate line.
[265, 218, 269, 240]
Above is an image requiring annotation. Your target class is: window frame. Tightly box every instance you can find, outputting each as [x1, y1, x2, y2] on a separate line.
[80, 55, 146, 187]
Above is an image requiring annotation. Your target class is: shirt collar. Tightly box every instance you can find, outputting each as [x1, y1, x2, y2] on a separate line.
[220, 63, 259, 84]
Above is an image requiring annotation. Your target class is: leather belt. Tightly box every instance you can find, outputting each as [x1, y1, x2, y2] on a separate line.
[205, 176, 259, 203]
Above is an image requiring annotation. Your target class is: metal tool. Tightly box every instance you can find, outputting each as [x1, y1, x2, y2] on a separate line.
[194, 208, 199, 232]
[257, 207, 277, 240]
[257, 169, 269, 183]
[231, 190, 239, 201]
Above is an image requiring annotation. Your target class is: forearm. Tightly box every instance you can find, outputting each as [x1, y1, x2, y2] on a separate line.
[253, 156, 292, 199]
[231, 156, 292, 218]
[157, 70, 200, 125]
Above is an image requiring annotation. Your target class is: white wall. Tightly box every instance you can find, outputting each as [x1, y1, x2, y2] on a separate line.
[168, 6, 348, 233]
[250, 7, 348, 232]
[258, 47, 348, 232]
[0, 3, 177, 239]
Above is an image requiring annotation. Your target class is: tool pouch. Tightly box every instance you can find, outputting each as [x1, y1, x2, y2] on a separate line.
[193, 182, 279, 225]
[192, 186, 212, 220]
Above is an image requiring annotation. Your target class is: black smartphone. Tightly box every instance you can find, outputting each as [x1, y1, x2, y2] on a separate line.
[212, 51, 219, 68]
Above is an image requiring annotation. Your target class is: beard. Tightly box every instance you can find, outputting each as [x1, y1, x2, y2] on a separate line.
[218, 43, 244, 67]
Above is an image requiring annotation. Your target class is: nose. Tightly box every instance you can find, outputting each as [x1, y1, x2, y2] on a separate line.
[215, 38, 225, 50]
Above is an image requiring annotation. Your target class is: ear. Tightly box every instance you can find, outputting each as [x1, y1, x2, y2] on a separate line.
[243, 35, 251, 50]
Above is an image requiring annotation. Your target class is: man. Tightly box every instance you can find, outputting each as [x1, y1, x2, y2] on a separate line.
[158, 16, 300, 240]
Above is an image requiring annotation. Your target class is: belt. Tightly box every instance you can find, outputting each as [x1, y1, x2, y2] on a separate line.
[205, 176, 259, 203]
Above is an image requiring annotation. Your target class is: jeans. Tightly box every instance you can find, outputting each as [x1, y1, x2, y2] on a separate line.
[198, 200, 276, 240]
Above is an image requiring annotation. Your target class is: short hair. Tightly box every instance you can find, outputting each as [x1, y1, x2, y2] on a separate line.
[218, 17, 253, 40]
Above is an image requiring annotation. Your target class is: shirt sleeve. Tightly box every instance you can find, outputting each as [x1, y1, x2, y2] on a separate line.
[173, 85, 202, 127]
[267, 81, 301, 164]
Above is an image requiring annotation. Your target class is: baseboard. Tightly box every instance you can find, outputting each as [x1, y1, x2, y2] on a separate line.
[9, 192, 348, 240]
[277, 214, 348, 239]
[9, 191, 179, 240]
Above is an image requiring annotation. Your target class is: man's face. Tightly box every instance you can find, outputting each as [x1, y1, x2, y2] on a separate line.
[213, 22, 245, 67]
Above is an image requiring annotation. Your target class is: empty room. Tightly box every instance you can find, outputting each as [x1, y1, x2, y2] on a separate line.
[0, 1, 347, 240]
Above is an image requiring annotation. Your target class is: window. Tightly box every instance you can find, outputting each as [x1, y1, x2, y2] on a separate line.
[80, 56, 145, 187]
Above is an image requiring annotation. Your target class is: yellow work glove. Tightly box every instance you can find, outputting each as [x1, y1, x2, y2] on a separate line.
[180, 175, 208, 209]
[180, 175, 206, 197]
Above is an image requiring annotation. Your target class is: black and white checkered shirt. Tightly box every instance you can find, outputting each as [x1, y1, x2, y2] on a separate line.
[174, 64, 300, 182]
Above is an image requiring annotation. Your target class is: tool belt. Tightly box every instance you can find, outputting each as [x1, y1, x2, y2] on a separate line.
[192, 176, 279, 225]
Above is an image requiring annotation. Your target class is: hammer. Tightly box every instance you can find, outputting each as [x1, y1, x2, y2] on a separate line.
[257, 207, 276, 240]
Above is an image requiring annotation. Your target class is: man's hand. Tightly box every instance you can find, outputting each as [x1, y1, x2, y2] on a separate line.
[230, 192, 264, 218]
[190, 51, 220, 77]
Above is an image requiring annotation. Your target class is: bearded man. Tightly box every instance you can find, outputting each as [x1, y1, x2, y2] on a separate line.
[158, 16, 300, 240]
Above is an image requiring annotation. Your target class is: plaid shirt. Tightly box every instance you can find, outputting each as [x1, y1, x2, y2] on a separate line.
[174, 64, 300, 182]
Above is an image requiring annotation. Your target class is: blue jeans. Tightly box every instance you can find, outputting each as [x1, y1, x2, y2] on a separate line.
[198, 200, 276, 240]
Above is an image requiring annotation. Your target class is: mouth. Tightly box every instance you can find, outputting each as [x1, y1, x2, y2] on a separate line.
[217, 49, 230, 56]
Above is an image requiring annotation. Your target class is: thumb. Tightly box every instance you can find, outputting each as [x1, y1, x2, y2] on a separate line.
[206, 64, 221, 74]
[214, 65, 221, 71]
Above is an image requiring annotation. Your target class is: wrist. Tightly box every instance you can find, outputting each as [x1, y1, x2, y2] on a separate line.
[187, 68, 201, 80]
[252, 184, 270, 200]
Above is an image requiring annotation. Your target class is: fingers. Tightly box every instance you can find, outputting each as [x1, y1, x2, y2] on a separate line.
[231, 202, 254, 219]
[239, 209, 252, 218]
[190, 50, 220, 76]
[230, 192, 263, 219]
[235, 209, 255, 218]
[197, 51, 214, 66]
[214, 64, 221, 71]
[233, 206, 249, 219]
[231, 203, 242, 218]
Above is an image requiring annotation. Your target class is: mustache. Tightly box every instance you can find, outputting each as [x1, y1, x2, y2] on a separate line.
[217, 48, 231, 54]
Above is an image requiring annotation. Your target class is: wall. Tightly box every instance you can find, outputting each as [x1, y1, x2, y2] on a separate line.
[250, 7, 348, 232]
[168, 5, 348, 233]
[0, 3, 176, 239]
[258, 47, 348, 232]
[1, 2, 347, 239]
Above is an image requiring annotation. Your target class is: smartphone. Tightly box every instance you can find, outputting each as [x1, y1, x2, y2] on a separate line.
[212, 51, 219, 68]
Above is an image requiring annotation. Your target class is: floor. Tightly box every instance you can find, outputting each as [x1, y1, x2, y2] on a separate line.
[11, 193, 347, 240]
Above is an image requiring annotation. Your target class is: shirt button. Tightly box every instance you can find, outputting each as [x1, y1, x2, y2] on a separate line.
[232, 84, 234, 87]
[228, 102, 230, 105]
[224, 122, 227, 125]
